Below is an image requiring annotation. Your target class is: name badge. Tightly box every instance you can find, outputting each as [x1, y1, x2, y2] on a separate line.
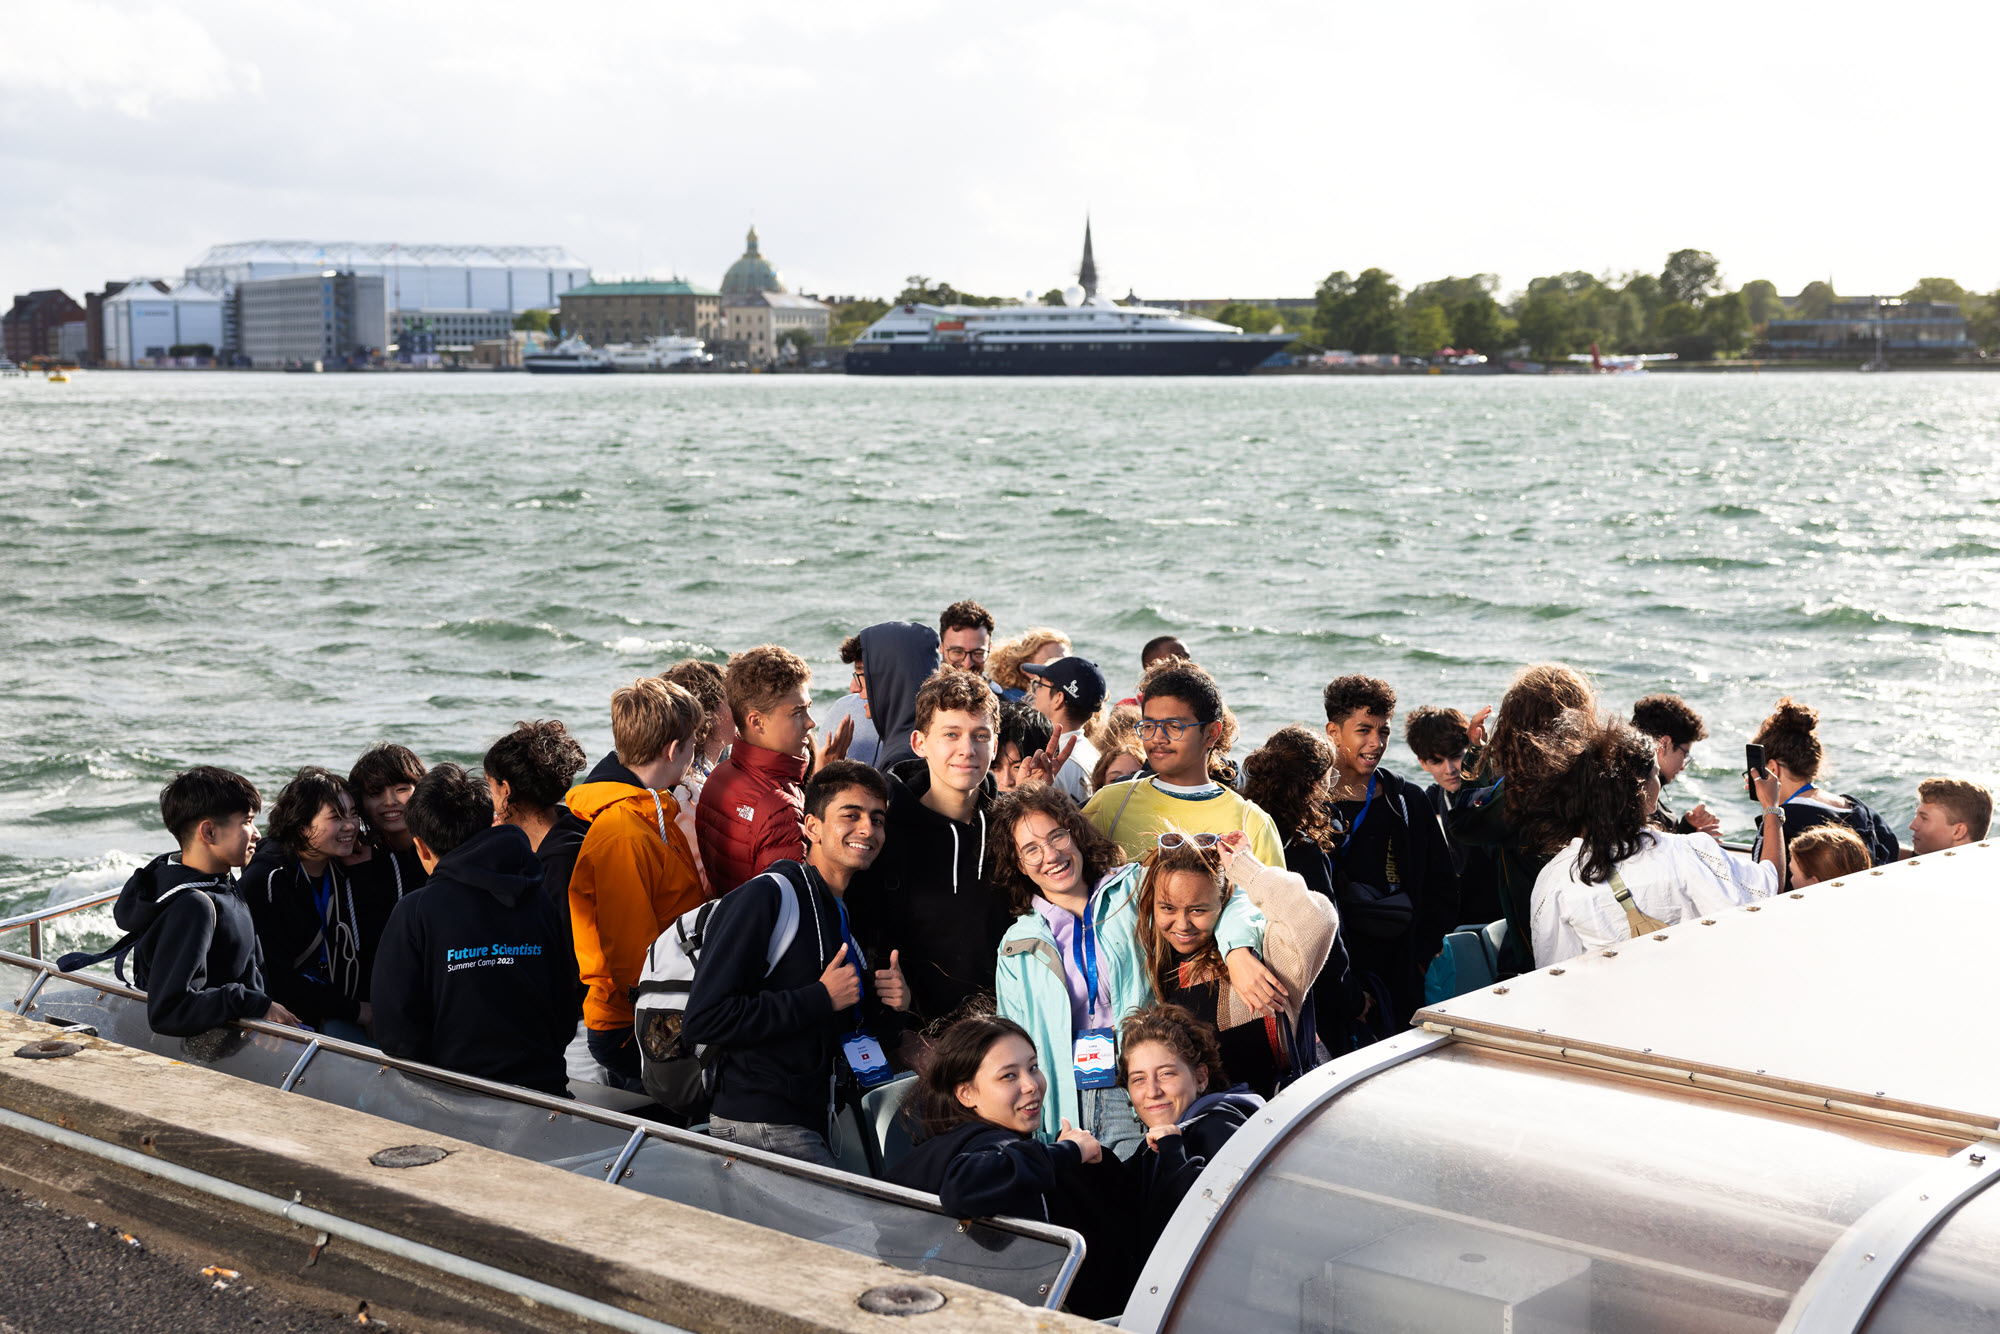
[841, 1031, 893, 1089]
[1072, 1027, 1117, 1090]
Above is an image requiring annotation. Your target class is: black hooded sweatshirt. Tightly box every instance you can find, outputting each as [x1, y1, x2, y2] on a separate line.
[241, 843, 367, 1028]
[856, 621, 940, 772]
[1332, 766, 1460, 1028]
[115, 853, 273, 1037]
[370, 824, 577, 1095]
[1121, 1088, 1260, 1262]
[889, 1120, 1137, 1319]
[846, 758, 1010, 1025]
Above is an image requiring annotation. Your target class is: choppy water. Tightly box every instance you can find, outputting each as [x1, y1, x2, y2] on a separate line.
[4, 369, 1998, 923]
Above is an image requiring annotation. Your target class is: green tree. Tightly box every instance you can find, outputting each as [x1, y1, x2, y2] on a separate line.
[1971, 290, 2000, 351]
[1903, 277, 1970, 305]
[1660, 249, 1722, 306]
[1402, 303, 1451, 355]
[780, 328, 815, 356]
[1703, 291, 1750, 353]
[1451, 292, 1504, 351]
[1794, 281, 1838, 319]
[513, 309, 554, 332]
[1040, 288, 1066, 306]
[1318, 268, 1401, 353]
[1739, 280, 1781, 328]
[1655, 301, 1716, 360]
[1515, 286, 1575, 359]
[1214, 302, 1290, 334]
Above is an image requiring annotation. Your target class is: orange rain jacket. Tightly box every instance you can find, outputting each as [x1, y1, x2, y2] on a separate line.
[564, 780, 705, 1032]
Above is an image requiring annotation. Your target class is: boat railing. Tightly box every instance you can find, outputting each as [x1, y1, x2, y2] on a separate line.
[0, 929, 1084, 1308]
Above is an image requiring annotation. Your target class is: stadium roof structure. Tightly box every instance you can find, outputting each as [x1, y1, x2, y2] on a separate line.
[187, 241, 590, 271]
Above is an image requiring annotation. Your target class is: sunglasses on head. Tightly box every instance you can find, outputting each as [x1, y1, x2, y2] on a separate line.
[1156, 832, 1222, 851]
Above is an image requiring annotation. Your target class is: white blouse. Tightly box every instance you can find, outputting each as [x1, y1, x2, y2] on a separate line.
[1531, 830, 1777, 967]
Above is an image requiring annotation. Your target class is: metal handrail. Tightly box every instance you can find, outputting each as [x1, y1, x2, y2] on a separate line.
[0, 889, 124, 963]
[0, 946, 1086, 1306]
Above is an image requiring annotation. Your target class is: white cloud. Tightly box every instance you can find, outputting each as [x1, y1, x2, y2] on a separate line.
[0, 0, 257, 118]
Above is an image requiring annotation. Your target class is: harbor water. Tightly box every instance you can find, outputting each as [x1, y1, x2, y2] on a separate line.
[4, 370, 1997, 918]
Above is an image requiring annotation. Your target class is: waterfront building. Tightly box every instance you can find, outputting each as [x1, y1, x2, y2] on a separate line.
[84, 280, 168, 365]
[102, 281, 224, 366]
[719, 226, 785, 295]
[557, 279, 719, 345]
[719, 290, 831, 364]
[393, 308, 520, 354]
[235, 271, 388, 369]
[3, 289, 85, 362]
[184, 241, 589, 354]
[1766, 297, 1970, 359]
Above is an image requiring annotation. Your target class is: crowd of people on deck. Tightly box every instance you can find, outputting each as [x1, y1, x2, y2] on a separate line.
[104, 599, 1995, 1315]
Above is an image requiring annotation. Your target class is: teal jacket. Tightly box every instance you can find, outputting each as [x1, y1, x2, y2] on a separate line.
[996, 863, 1266, 1143]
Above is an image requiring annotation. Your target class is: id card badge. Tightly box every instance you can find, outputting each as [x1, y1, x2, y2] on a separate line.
[840, 1031, 893, 1089]
[1072, 1027, 1117, 1090]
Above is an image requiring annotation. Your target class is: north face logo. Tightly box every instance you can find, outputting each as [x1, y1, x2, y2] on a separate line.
[736, 804, 755, 822]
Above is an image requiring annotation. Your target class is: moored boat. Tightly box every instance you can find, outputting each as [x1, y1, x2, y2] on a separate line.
[524, 336, 614, 375]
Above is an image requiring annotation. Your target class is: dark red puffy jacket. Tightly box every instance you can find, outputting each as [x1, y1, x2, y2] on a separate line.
[695, 744, 808, 893]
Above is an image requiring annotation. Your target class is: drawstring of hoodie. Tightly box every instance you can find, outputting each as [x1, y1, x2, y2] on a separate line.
[947, 811, 989, 895]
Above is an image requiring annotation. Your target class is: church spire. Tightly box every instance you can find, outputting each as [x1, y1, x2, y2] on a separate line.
[1077, 217, 1098, 299]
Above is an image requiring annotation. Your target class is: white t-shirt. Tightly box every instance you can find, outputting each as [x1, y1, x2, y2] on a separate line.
[1053, 728, 1101, 805]
[817, 691, 879, 767]
[1532, 830, 1777, 967]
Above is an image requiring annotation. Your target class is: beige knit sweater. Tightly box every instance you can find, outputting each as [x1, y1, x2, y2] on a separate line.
[1210, 850, 1339, 1033]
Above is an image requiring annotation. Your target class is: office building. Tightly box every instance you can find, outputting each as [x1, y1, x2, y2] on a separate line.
[719, 291, 831, 364]
[235, 271, 388, 368]
[557, 279, 719, 344]
[3, 289, 85, 362]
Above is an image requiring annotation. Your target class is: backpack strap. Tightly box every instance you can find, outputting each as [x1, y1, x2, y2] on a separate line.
[1104, 778, 1145, 845]
[1608, 867, 1670, 937]
[762, 861, 805, 976]
[55, 883, 215, 981]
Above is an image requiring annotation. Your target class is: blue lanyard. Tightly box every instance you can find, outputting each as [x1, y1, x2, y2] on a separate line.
[832, 897, 867, 1030]
[1781, 782, 1816, 805]
[1339, 774, 1378, 855]
[1070, 906, 1102, 1023]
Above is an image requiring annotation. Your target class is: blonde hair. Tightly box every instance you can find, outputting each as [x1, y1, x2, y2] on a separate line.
[724, 644, 812, 731]
[612, 677, 704, 767]
[1790, 825, 1871, 882]
[989, 627, 1071, 692]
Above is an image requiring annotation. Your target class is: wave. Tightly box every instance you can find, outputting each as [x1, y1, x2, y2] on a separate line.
[1790, 602, 1991, 636]
[1931, 541, 2000, 558]
[421, 618, 590, 646]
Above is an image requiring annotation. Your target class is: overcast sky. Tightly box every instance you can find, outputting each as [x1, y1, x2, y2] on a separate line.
[4, 1, 1995, 307]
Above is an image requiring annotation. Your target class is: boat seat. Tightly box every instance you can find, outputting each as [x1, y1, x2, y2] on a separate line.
[1481, 918, 1511, 974]
[1424, 930, 1497, 1005]
[566, 1079, 659, 1115]
[829, 1073, 921, 1179]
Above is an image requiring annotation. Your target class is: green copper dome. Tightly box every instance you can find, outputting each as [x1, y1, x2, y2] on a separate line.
[720, 226, 785, 294]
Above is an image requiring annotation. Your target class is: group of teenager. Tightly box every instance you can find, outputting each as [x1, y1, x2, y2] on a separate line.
[106, 598, 1993, 1318]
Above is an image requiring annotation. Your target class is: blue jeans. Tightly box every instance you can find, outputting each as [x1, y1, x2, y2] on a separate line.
[706, 1116, 838, 1168]
[585, 1024, 646, 1093]
[1083, 1084, 1145, 1161]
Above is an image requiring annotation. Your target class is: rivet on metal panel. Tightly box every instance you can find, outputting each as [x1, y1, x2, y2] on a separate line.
[1920, 1194, 1930, 1202]
[1863, 1253, 1875, 1263]
[1652, 934, 1667, 941]
[1602, 950, 1618, 957]
[1492, 986, 1509, 994]
[1971, 1153, 1987, 1166]
[1746, 906, 1761, 912]
[1548, 968, 1564, 975]
[1871, 870, 1885, 876]
[547, 1112, 557, 1122]
[1789, 893, 1804, 900]
[1150, 1287, 1159, 1295]
[1536, 1028, 1546, 1034]
[1642, 1048, 1653, 1054]
[1701, 919, 1716, 925]
[1876, 1091, 1886, 1097]
[1202, 1188, 1212, 1199]
[1943, 851, 1956, 857]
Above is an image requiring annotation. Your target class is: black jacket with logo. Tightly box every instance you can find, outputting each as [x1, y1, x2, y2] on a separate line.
[370, 824, 577, 1095]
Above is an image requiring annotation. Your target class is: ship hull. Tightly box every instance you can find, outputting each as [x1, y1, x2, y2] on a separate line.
[523, 358, 614, 375]
[844, 337, 1290, 376]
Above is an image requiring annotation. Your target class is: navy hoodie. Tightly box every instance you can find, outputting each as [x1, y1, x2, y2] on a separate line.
[115, 853, 273, 1037]
[856, 621, 941, 771]
[845, 758, 1009, 1025]
[370, 825, 577, 1096]
[1123, 1087, 1261, 1258]
[890, 1119, 1138, 1318]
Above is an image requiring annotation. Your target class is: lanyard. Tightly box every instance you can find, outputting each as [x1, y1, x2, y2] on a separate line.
[1070, 906, 1103, 1024]
[1339, 774, 1378, 855]
[311, 869, 336, 976]
[832, 897, 868, 1031]
[1781, 782, 1816, 806]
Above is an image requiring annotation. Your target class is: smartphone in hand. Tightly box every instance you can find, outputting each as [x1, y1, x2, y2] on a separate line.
[1744, 743, 1766, 799]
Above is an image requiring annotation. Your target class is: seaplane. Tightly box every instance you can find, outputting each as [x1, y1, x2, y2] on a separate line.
[1568, 341, 1677, 374]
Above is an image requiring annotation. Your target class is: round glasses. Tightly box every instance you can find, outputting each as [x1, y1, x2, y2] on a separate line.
[943, 647, 989, 667]
[1017, 826, 1074, 869]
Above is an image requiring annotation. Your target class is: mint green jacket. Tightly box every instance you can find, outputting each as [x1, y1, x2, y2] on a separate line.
[995, 863, 1266, 1143]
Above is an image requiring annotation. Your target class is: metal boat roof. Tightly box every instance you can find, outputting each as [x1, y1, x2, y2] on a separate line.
[1418, 842, 2000, 1138]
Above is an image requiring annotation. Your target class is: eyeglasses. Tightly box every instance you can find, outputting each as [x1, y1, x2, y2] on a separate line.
[1016, 826, 1074, 869]
[943, 647, 989, 667]
[1156, 831, 1222, 851]
[1137, 718, 1206, 740]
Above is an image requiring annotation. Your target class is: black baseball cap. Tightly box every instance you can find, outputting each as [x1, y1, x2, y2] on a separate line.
[1021, 656, 1108, 713]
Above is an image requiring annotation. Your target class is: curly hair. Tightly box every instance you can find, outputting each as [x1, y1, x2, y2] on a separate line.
[1752, 697, 1823, 780]
[482, 719, 586, 820]
[988, 784, 1127, 916]
[1139, 659, 1224, 727]
[265, 766, 353, 857]
[1790, 825, 1871, 884]
[1135, 833, 1231, 1001]
[1085, 702, 1140, 756]
[1239, 724, 1343, 851]
[724, 644, 812, 732]
[1527, 712, 1655, 883]
[998, 700, 1053, 762]
[1118, 1002, 1229, 1091]
[938, 599, 995, 636]
[1322, 675, 1396, 725]
[661, 659, 728, 753]
[914, 666, 999, 732]
[1091, 731, 1145, 791]
[988, 627, 1070, 692]
[1481, 663, 1596, 820]
[1631, 694, 1708, 749]
[906, 1013, 1039, 1140]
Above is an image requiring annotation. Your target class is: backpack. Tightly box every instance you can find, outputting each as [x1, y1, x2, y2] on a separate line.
[630, 860, 806, 1120]
[56, 882, 220, 982]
